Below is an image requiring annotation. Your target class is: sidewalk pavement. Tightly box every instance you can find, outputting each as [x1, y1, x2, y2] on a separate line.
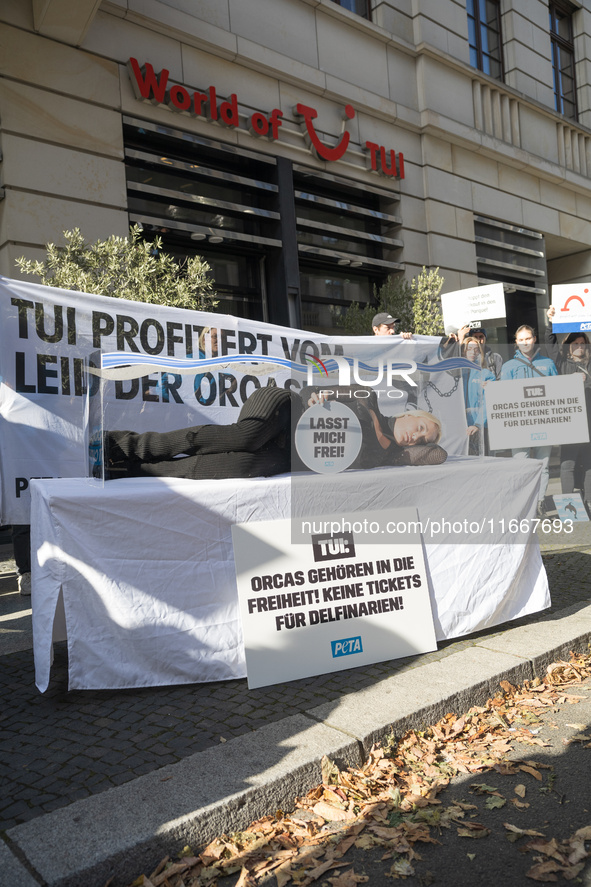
[1, 481, 590, 887]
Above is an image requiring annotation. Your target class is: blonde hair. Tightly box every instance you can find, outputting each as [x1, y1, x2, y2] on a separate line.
[392, 409, 442, 444]
[198, 326, 218, 355]
[463, 336, 485, 366]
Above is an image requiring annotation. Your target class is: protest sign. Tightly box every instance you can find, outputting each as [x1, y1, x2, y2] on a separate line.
[441, 283, 505, 334]
[551, 283, 591, 333]
[553, 493, 589, 523]
[294, 402, 362, 474]
[485, 374, 588, 450]
[232, 508, 436, 688]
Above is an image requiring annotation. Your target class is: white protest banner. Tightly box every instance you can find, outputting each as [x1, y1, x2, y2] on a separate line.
[485, 374, 588, 450]
[551, 283, 591, 333]
[0, 276, 470, 523]
[232, 508, 436, 689]
[441, 283, 506, 335]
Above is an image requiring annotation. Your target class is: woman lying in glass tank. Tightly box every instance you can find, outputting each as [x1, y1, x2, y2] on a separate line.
[104, 384, 446, 480]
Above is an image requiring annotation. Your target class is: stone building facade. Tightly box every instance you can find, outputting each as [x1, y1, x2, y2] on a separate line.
[2, 0, 591, 339]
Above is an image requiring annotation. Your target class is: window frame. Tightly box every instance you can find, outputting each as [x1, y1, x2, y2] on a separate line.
[467, 0, 504, 82]
[549, 0, 578, 120]
[330, 0, 371, 21]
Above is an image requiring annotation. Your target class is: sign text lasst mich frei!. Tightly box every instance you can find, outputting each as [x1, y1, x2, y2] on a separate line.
[127, 59, 404, 178]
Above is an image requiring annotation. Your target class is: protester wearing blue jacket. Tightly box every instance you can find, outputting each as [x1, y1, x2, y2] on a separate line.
[500, 325, 558, 515]
[463, 337, 495, 455]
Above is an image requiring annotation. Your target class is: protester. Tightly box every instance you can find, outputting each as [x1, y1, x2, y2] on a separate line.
[463, 326, 502, 379]
[546, 306, 591, 511]
[371, 313, 413, 340]
[501, 324, 558, 515]
[440, 323, 502, 379]
[106, 385, 302, 480]
[372, 313, 398, 335]
[11, 525, 31, 596]
[105, 384, 447, 479]
[462, 336, 495, 455]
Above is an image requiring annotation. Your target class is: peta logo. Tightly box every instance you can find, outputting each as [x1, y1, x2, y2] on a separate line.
[331, 636, 363, 658]
[531, 432, 548, 441]
[581, 323, 591, 330]
[312, 532, 356, 562]
[523, 385, 545, 398]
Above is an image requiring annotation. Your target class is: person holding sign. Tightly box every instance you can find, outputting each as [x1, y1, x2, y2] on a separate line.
[440, 324, 502, 379]
[501, 325, 558, 515]
[463, 337, 495, 455]
[546, 306, 591, 511]
[464, 327, 502, 379]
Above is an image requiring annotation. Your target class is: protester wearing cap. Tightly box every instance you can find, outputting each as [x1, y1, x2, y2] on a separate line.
[372, 313, 398, 335]
[371, 313, 413, 339]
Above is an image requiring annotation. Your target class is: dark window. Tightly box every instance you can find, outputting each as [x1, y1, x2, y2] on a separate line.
[330, 0, 371, 20]
[550, 1, 577, 120]
[123, 116, 403, 332]
[467, 0, 503, 80]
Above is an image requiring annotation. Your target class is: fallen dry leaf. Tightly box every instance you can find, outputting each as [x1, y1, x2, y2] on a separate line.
[525, 838, 566, 863]
[562, 863, 586, 880]
[519, 765, 542, 781]
[327, 868, 369, 886]
[387, 858, 415, 877]
[526, 859, 563, 881]
[312, 801, 356, 823]
[510, 798, 530, 809]
[457, 826, 490, 839]
[485, 795, 506, 810]
[120, 651, 591, 887]
[504, 823, 545, 837]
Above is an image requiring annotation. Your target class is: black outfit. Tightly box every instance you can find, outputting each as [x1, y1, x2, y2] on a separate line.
[544, 326, 591, 504]
[11, 524, 31, 575]
[106, 386, 303, 480]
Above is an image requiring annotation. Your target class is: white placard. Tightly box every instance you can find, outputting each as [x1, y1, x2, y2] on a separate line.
[294, 401, 362, 474]
[551, 283, 591, 333]
[485, 374, 589, 449]
[231, 508, 436, 689]
[441, 283, 506, 334]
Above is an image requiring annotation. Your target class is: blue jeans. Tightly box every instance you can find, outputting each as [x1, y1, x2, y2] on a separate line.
[511, 447, 552, 503]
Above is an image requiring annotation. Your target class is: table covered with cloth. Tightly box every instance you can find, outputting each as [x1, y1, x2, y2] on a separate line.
[31, 456, 550, 692]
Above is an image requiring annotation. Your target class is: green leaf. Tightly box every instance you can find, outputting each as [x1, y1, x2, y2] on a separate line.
[16, 225, 218, 313]
[470, 784, 500, 794]
[338, 267, 445, 336]
[484, 796, 506, 810]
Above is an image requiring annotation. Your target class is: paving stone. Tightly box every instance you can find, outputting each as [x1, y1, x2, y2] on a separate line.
[109, 771, 137, 786]
[0, 525, 590, 834]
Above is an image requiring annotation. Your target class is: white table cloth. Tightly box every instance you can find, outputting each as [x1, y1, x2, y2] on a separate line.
[31, 456, 549, 691]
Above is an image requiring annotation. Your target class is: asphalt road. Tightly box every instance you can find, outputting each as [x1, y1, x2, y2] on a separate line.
[309, 675, 591, 887]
